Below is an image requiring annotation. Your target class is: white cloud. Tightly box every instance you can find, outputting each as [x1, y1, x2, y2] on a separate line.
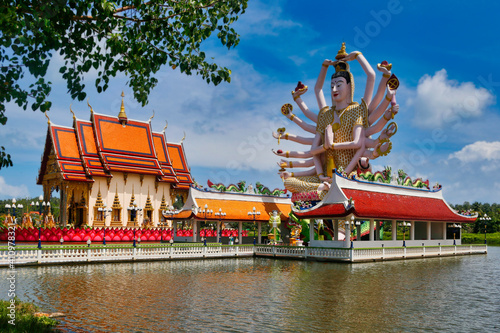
[449, 141, 500, 163]
[0, 176, 30, 199]
[408, 69, 494, 128]
[236, 1, 302, 37]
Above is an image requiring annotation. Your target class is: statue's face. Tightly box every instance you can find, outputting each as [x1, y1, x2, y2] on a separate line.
[331, 77, 350, 104]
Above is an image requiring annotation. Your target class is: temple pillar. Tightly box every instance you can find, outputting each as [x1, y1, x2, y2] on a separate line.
[443, 222, 447, 240]
[238, 221, 243, 244]
[410, 221, 415, 240]
[216, 221, 221, 243]
[427, 221, 432, 240]
[369, 219, 374, 241]
[334, 220, 339, 241]
[392, 220, 397, 241]
[61, 186, 68, 227]
[258, 222, 262, 244]
[192, 219, 198, 242]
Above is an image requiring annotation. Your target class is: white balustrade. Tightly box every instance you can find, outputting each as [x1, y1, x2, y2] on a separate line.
[0, 244, 488, 266]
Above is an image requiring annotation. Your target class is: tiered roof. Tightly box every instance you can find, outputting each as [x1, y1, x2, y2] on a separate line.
[37, 101, 193, 186]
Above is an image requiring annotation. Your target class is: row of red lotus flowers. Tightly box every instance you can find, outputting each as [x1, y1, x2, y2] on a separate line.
[0, 227, 249, 242]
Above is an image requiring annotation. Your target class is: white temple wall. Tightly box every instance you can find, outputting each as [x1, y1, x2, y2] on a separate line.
[89, 173, 172, 227]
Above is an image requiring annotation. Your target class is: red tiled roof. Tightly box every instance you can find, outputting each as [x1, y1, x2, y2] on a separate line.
[294, 173, 476, 223]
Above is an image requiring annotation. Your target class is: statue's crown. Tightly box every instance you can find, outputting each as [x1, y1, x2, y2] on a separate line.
[335, 42, 348, 60]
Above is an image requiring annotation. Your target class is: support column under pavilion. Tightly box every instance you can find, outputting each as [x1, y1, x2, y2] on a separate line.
[392, 220, 397, 241]
[369, 219, 374, 241]
[333, 220, 339, 241]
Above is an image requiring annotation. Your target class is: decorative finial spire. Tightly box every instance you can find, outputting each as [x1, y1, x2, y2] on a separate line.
[87, 99, 94, 114]
[162, 120, 168, 133]
[335, 42, 348, 60]
[180, 131, 186, 144]
[70, 104, 76, 120]
[118, 91, 128, 127]
[45, 112, 51, 124]
[149, 110, 155, 123]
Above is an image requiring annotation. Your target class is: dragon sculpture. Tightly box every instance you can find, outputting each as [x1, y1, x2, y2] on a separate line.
[397, 169, 430, 189]
[357, 166, 392, 184]
[207, 180, 247, 193]
[255, 182, 287, 196]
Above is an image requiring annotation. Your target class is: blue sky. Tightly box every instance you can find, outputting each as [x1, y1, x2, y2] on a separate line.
[1, 0, 500, 205]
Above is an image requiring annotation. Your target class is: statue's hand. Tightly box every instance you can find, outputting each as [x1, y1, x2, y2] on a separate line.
[292, 86, 308, 100]
[272, 131, 279, 139]
[340, 52, 360, 62]
[318, 175, 332, 183]
[324, 124, 334, 149]
[322, 59, 335, 67]
[386, 84, 396, 99]
[377, 64, 391, 76]
[392, 104, 399, 116]
[278, 171, 292, 179]
[272, 149, 285, 157]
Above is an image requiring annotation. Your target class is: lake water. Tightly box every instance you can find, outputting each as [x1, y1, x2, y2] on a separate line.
[1, 247, 499, 332]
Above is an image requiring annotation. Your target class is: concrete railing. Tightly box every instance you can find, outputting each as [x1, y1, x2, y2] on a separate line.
[0, 244, 488, 266]
[254, 244, 488, 262]
[0, 244, 254, 266]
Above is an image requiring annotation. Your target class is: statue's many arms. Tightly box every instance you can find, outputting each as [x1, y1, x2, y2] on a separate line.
[274, 43, 400, 200]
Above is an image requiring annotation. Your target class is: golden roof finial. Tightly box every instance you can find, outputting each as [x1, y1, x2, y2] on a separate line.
[162, 120, 168, 133]
[87, 99, 94, 114]
[45, 112, 51, 124]
[149, 110, 155, 123]
[335, 42, 348, 60]
[180, 131, 186, 144]
[70, 104, 76, 120]
[118, 91, 128, 127]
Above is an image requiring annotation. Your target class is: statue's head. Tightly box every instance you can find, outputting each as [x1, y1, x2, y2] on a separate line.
[331, 61, 354, 106]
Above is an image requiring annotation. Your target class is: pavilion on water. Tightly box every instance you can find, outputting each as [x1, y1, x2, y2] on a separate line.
[37, 94, 193, 229]
[292, 171, 477, 248]
[167, 186, 292, 244]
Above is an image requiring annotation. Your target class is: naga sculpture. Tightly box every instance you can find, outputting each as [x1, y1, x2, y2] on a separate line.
[273, 43, 400, 201]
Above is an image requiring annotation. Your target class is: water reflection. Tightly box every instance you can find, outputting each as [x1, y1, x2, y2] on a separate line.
[1, 248, 499, 332]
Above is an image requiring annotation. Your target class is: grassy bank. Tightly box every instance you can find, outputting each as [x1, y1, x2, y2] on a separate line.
[462, 232, 500, 245]
[0, 298, 58, 333]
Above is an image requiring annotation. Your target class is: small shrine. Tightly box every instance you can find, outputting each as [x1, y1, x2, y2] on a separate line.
[37, 93, 194, 228]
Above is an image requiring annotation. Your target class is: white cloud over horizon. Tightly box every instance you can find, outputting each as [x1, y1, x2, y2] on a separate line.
[0, 176, 30, 199]
[408, 69, 494, 128]
[449, 141, 500, 163]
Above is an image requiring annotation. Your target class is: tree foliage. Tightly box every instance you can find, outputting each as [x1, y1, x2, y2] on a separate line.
[0, 0, 248, 167]
[452, 201, 500, 233]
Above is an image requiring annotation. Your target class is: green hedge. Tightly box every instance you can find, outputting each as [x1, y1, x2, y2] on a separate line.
[0, 298, 57, 333]
[462, 232, 500, 245]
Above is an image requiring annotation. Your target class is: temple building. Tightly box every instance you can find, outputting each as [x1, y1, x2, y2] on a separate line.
[37, 95, 193, 228]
